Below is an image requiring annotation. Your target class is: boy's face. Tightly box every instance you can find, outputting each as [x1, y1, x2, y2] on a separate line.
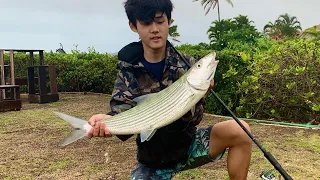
[130, 11, 172, 51]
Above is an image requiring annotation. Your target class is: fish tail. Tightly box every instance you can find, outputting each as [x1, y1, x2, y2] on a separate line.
[54, 112, 92, 147]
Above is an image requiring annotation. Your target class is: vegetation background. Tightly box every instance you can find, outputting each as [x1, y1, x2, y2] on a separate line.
[3, 1, 320, 124]
[1, 1, 320, 179]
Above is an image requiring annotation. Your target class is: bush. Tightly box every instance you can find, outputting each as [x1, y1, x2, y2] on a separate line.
[2, 49, 118, 94]
[236, 39, 320, 122]
[176, 42, 251, 115]
[3, 38, 318, 123]
[175, 43, 213, 60]
[177, 38, 320, 123]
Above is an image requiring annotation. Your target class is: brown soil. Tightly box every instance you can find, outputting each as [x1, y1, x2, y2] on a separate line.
[0, 93, 319, 180]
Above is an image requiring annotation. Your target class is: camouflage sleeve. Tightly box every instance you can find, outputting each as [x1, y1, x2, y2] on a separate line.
[106, 70, 136, 141]
[180, 54, 206, 126]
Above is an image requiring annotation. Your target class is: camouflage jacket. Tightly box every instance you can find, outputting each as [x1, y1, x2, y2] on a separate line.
[106, 40, 206, 168]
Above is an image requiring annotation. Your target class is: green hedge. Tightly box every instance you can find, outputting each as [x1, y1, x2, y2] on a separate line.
[177, 43, 250, 115]
[236, 38, 320, 123]
[2, 38, 319, 122]
[177, 38, 320, 122]
[2, 49, 118, 94]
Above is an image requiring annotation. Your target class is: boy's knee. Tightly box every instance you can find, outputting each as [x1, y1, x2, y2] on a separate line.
[229, 120, 252, 144]
[238, 120, 252, 144]
[210, 120, 252, 147]
[239, 120, 251, 132]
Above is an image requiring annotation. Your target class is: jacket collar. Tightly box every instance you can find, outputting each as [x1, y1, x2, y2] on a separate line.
[117, 40, 181, 69]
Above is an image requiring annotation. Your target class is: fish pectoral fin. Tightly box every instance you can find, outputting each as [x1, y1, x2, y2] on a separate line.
[140, 128, 157, 143]
[132, 93, 156, 105]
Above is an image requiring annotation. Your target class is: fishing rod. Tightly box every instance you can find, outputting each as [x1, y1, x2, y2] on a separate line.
[174, 46, 293, 180]
[210, 89, 292, 180]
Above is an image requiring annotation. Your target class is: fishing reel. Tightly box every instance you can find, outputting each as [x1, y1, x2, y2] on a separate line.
[260, 169, 282, 180]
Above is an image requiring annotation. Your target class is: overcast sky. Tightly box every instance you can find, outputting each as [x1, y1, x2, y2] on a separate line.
[0, 0, 318, 53]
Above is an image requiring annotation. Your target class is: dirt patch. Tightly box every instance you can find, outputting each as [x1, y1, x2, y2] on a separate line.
[0, 93, 319, 180]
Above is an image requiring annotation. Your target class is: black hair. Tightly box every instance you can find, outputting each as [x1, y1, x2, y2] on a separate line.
[124, 0, 173, 27]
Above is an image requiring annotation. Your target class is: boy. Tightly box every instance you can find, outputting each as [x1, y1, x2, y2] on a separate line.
[88, 0, 252, 179]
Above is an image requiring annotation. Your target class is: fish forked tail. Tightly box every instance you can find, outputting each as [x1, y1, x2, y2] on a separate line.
[54, 112, 93, 147]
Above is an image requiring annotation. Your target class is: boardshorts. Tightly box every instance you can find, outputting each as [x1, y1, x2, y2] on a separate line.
[130, 125, 226, 180]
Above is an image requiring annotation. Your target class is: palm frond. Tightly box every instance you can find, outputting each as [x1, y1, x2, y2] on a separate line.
[205, 1, 217, 15]
[203, 0, 214, 10]
[193, 0, 233, 15]
[225, 0, 234, 7]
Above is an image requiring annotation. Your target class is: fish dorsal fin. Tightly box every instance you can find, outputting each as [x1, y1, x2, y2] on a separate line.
[187, 77, 210, 91]
[132, 93, 156, 105]
[140, 127, 157, 143]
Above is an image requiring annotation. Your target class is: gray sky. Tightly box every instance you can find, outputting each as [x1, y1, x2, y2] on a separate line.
[0, 0, 318, 53]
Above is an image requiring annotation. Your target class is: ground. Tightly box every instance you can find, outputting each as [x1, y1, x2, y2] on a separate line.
[0, 93, 319, 180]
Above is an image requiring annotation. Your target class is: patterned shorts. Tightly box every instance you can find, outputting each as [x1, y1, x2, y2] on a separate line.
[130, 125, 226, 180]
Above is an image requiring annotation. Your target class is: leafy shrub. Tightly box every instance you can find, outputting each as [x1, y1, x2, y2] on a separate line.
[3, 38, 318, 123]
[236, 39, 320, 122]
[2, 49, 118, 94]
[300, 25, 320, 41]
[177, 42, 251, 115]
[175, 43, 212, 60]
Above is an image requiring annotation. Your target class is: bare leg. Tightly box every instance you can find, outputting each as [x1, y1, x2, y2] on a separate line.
[209, 120, 252, 180]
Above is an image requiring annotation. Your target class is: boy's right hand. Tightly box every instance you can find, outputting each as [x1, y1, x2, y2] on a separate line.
[88, 114, 112, 139]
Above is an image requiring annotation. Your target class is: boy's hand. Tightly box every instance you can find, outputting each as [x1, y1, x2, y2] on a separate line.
[88, 114, 112, 138]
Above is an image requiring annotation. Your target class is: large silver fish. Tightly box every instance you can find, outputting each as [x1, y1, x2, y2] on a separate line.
[55, 52, 219, 147]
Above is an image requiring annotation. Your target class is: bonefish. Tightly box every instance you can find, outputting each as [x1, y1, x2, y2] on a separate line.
[55, 52, 219, 147]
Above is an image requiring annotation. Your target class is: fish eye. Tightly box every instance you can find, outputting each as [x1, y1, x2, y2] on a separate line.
[197, 64, 201, 68]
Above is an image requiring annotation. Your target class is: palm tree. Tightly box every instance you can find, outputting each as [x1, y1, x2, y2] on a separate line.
[207, 15, 259, 50]
[275, 13, 302, 36]
[233, 15, 254, 28]
[263, 21, 279, 37]
[263, 13, 302, 39]
[207, 19, 234, 49]
[275, 13, 301, 28]
[193, 0, 234, 21]
[263, 22, 275, 33]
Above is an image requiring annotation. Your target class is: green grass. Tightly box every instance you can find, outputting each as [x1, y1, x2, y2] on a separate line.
[49, 160, 72, 170]
[47, 101, 63, 106]
[174, 169, 229, 180]
[0, 94, 319, 180]
[284, 130, 320, 153]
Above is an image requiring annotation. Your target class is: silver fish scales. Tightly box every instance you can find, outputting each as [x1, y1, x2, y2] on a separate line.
[55, 52, 219, 147]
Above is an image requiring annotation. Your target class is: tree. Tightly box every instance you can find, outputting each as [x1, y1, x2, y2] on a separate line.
[263, 13, 302, 39]
[263, 22, 278, 37]
[193, 0, 234, 21]
[207, 19, 234, 49]
[233, 15, 254, 28]
[207, 15, 260, 50]
[168, 19, 181, 43]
